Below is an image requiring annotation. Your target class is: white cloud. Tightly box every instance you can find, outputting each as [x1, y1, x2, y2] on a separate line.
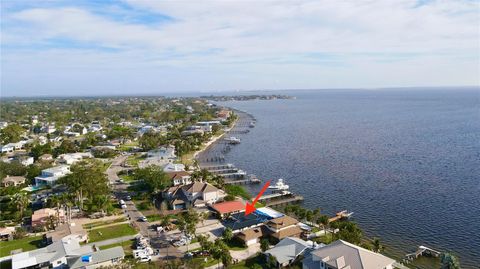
[1, 0, 479, 96]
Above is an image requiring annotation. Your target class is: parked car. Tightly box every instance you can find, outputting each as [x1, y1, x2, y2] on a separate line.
[138, 255, 151, 262]
[139, 216, 148, 222]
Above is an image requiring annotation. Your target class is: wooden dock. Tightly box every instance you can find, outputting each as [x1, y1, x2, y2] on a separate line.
[224, 176, 261, 185]
[405, 246, 441, 260]
[265, 195, 304, 206]
[256, 191, 304, 206]
[328, 210, 353, 222]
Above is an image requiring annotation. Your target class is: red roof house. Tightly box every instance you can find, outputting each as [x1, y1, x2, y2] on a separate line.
[211, 200, 245, 217]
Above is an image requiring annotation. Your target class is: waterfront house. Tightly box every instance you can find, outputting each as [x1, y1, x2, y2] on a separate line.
[11, 236, 124, 269]
[265, 215, 303, 242]
[265, 237, 313, 267]
[166, 171, 192, 186]
[35, 165, 71, 186]
[211, 200, 245, 218]
[302, 240, 395, 269]
[163, 182, 225, 209]
[31, 208, 66, 228]
[2, 176, 26, 187]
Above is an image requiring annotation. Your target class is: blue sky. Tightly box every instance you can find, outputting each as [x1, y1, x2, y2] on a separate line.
[1, 0, 479, 97]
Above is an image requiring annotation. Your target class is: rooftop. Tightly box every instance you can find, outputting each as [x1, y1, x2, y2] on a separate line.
[309, 240, 396, 269]
[211, 200, 245, 214]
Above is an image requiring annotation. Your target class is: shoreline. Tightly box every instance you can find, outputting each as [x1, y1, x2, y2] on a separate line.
[193, 105, 442, 269]
[193, 108, 255, 167]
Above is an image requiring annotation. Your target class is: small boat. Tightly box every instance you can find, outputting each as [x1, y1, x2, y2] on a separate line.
[268, 178, 289, 191]
[337, 210, 354, 219]
[224, 137, 241, 144]
[249, 122, 256, 128]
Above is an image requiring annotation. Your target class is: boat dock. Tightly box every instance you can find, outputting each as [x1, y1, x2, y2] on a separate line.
[257, 191, 304, 206]
[405, 246, 442, 261]
[224, 175, 261, 185]
[328, 210, 354, 222]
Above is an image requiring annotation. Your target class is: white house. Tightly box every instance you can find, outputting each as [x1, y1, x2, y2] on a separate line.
[35, 165, 71, 186]
[0, 144, 14, 153]
[57, 152, 93, 165]
[11, 236, 124, 269]
[139, 146, 177, 168]
[302, 240, 396, 269]
[163, 163, 185, 173]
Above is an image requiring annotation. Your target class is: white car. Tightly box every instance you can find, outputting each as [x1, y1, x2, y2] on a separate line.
[138, 255, 151, 262]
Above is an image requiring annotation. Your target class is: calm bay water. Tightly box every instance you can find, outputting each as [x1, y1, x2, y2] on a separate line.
[217, 89, 480, 268]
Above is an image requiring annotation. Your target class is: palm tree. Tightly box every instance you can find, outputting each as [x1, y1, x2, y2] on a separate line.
[372, 237, 384, 253]
[318, 215, 330, 236]
[12, 192, 29, 220]
[48, 195, 61, 226]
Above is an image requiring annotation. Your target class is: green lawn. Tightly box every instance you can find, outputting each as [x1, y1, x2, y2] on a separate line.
[126, 154, 145, 167]
[82, 217, 127, 229]
[145, 214, 162, 222]
[88, 223, 137, 243]
[98, 239, 134, 255]
[0, 235, 43, 257]
[192, 256, 219, 267]
[134, 200, 152, 212]
[119, 174, 135, 182]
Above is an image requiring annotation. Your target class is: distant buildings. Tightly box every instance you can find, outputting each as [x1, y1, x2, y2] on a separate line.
[1, 176, 26, 187]
[57, 152, 93, 165]
[35, 165, 71, 186]
[139, 146, 177, 168]
[302, 240, 395, 269]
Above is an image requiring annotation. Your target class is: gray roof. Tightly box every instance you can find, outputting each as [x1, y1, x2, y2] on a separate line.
[309, 240, 395, 269]
[68, 246, 125, 269]
[265, 237, 311, 265]
[11, 237, 92, 269]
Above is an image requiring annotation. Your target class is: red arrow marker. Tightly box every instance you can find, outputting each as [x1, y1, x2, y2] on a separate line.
[245, 180, 271, 216]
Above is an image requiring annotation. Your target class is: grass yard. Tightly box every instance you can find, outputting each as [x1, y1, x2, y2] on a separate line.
[145, 214, 163, 222]
[134, 200, 152, 212]
[82, 217, 127, 229]
[119, 174, 135, 182]
[314, 233, 334, 244]
[192, 256, 219, 268]
[87, 223, 137, 243]
[98, 239, 134, 255]
[0, 235, 43, 257]
[126, 154, 145, 167]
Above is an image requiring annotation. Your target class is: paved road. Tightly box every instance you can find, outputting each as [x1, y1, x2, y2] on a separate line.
[106, 155, 182, 260]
